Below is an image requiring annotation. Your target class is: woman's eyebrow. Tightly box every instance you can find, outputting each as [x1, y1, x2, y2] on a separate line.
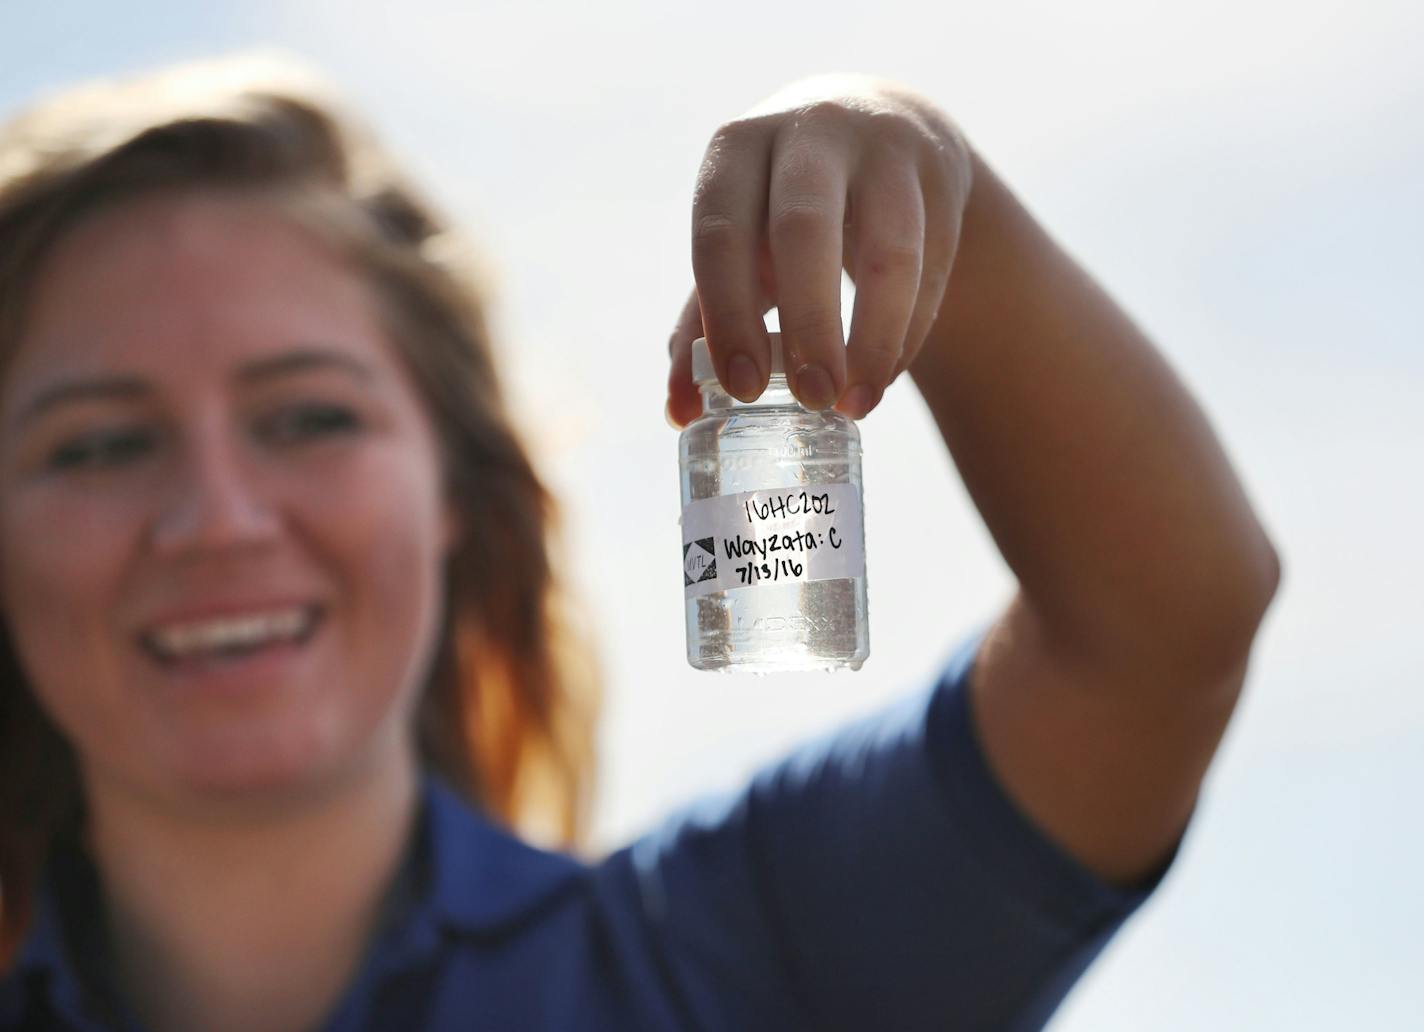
[9, 376, 149, 431]
[9, 347, 376, 431]
[236, 347, 375, 387]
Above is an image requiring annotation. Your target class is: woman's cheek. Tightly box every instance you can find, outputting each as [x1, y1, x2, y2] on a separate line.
[289, 439, 448, 652]
[0, 487, 141, 717]
[3, 484, 137, 621]
[296, 434, 445, 559]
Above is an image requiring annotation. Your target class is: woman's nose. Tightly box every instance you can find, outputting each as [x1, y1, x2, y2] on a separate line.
[150, 430, 281, 557]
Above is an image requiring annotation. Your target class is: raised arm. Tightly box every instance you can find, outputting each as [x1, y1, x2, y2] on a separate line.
[665, 74, 1281, 889]
[910, 144, 1280, 886]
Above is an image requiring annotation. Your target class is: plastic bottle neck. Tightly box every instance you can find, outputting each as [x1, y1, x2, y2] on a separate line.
[699, 374, 801, 413]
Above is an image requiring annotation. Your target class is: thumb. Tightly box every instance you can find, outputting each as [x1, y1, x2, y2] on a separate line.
[666, 287, 705, 429]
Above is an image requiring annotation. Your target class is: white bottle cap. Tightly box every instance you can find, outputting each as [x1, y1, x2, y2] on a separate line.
[690, 332, 785, 385]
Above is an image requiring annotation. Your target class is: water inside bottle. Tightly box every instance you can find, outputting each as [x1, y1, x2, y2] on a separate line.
[680, 406, 869, 673]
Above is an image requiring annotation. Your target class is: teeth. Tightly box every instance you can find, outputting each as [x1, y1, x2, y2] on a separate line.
[150, 606, 315, 659]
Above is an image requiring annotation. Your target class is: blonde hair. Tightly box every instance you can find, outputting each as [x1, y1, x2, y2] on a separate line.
[0, 53, 601, 966]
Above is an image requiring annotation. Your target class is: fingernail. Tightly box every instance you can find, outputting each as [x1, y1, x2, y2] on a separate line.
[836, 383, 875, 420]
[664, 399, 682, 430]
[795, 363, 836, 410]
[727, 352, 761, 401]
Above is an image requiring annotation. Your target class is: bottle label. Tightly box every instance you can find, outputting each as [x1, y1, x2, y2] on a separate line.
[680, 483, 865, 598]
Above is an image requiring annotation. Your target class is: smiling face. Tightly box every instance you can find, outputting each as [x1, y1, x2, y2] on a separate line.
[0, 190, 461, 807]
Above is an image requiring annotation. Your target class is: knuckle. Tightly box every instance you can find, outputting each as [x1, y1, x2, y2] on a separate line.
[698, 119, 771, 181]
[690, 213, 744, 266]
[770, 199, 835, 241]
[779, 305, 843, 344]
[861, 105, 920, 146]
[860, 240, 922, 279]
[886, 111, 924, 145]
[692, 211, 740, 245]
[708, 119, 737, 145]
[792, 98, 849, 130]
[710, 117, 759, 147]
[776, 137, 840, 193]
[700, 122, 754, 172]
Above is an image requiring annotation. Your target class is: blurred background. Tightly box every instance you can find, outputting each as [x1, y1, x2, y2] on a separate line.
[3, 0, 1419, 1027]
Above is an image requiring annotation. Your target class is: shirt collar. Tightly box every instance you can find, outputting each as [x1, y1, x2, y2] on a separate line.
[418, 772, 585, 936]
[13, 875, 62, 980]
[13, 823, 128, 1027]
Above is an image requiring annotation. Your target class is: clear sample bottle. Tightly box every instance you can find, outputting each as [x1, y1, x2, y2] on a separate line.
[678, 332, 869, 672]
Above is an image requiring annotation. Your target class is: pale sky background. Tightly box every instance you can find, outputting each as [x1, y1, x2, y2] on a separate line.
[2, 0, 1420, 1027]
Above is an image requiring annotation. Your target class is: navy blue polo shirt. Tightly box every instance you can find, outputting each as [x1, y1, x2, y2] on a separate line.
[2, 633, 1183, 1031]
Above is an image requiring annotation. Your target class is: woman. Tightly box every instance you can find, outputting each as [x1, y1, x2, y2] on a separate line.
[0, 56, 1279, 1031]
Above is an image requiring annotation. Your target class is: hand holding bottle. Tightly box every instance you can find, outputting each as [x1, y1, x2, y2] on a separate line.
[665, 73, 973, 428]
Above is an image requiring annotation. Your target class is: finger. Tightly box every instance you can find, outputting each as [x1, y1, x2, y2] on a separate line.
[767, 117, 853, 410]
[668, 250, 779, 430]
[690, 120, 775, 402]
[891, 236, 953, 381]
[666, 287, 704, 428]
[892, 150, 965, 379]
[836, 154, 925, 419]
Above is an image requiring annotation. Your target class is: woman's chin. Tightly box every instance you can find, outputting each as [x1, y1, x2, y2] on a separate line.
[118, 685, 412, 812]
[165, 726, 348, 803]
[174, 760, 326, 809]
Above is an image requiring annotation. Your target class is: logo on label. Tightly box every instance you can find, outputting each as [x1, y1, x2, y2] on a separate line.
[683, 537, 717, 586]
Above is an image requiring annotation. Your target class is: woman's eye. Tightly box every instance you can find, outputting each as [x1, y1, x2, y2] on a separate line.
[259, 404, 363, 445]
[47, 430, 155, 471]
